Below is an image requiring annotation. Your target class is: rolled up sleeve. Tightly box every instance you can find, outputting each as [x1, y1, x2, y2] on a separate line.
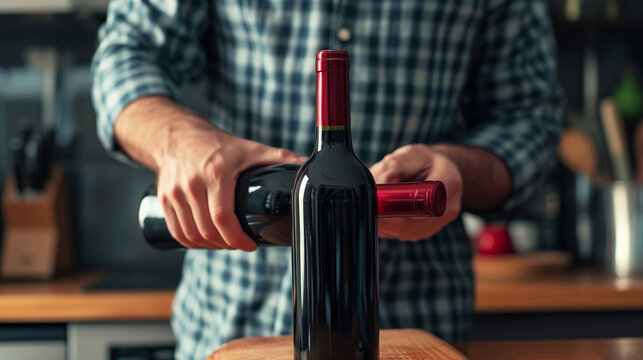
[91, 0, 208, 161]
[460, 0, 564, 215]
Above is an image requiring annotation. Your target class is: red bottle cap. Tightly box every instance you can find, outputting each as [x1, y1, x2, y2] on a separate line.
[316, 50, 349, 72]
[376, 181, 447, 217]
[316, 50, 350, 127]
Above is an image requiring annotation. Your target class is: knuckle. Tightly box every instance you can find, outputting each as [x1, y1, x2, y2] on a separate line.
[169, 228, 186, 244]
[183, 228, 201, 242]
[159, 194, 172, 210]
[396, 144, 414, 154]
[205, 155, 226, 179]
[211, 209, 231, 225]
[201, 228, 219, 242]
[274, 147, 292, 159]
[386, 157, 403, 172]
[185, 176, 201, 198]
[168, 185, 182, 201]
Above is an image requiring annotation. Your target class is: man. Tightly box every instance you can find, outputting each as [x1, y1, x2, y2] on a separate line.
[92, 1, 562, 359]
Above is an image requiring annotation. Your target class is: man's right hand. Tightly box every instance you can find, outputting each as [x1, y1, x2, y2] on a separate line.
[115, 96, 306, 251]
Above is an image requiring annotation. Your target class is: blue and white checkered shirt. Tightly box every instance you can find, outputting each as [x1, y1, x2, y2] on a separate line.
[92, 1, 563, 359]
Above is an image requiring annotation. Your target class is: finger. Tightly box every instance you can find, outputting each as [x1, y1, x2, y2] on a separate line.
[184, 179, 232, 250]
[169, 189, 209, 247]
[370, 161, 395, 183]
[371, 155, 424, 183]
[378, 218, 409, 239]
[162, 200, 199, 248]
[378, 218, 441, 241]
[207, 174, 257, 251]
[255, 146, 308, 166]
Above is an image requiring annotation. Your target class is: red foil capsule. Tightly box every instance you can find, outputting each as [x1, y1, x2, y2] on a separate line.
[377, 181, 447, 217]
[316, 50, 350, 127]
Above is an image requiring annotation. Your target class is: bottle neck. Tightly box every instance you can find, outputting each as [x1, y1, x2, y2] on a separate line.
[315, 126, 352, 151]
[315, 70, 353, 152]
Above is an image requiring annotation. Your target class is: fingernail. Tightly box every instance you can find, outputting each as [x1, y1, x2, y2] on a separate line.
[242, 244, 257, 252]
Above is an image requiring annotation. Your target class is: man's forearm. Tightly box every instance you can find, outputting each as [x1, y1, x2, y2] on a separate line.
[431, 144, 512, 211]
[114, 95, 214, 173]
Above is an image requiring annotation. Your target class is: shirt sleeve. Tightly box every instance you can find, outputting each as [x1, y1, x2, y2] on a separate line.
[91, 0, 208, 162]
[459, 0, 564, 217]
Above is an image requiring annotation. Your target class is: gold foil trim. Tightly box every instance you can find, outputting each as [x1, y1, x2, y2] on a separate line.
[319, 126, 347, 130]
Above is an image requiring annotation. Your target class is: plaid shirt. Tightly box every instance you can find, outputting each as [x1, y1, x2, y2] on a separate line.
[92, 0, 562, 359]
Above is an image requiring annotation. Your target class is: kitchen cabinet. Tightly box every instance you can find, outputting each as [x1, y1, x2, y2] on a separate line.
[0, 341, 65, 360]
[68, 322, 174, 360]
[0, 273, 174, 359]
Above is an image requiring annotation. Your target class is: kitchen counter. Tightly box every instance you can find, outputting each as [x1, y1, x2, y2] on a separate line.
[0, 273, 173, 322]
[475, 270, 643, 313]
[0, 270, 642, 322]
[455, 337, 643, 360]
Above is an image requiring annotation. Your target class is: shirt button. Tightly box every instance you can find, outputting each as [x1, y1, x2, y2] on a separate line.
[337, 27, 352, 42]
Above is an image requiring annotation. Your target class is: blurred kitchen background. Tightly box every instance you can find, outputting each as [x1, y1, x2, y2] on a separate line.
[1, 0, 642, 359]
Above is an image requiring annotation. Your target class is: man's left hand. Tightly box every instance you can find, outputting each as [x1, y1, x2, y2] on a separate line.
[370, 144, 463, 241]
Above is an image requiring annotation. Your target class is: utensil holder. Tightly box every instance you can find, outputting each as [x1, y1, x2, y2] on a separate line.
[1, 166, 73, 279]
[593, 182, 643, 278]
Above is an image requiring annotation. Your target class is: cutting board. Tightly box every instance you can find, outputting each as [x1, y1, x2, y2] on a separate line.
[208, 329, 466, 360]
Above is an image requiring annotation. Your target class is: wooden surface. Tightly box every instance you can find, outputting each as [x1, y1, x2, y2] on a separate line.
[0, 273, 173, 322]
[0, 270, 642, 322]
[474, 252, 571, 282]
[475, 270, 643, 313]
[209, 329, 466, 360]
[455, 337, 643, 360]
[2, 168, 73, 279]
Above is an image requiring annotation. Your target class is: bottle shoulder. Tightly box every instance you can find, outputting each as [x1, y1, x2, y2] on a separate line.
[295, 148, 375, 190]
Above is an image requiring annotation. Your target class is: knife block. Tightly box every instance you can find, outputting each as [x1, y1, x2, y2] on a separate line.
[1, 167, 73, 280]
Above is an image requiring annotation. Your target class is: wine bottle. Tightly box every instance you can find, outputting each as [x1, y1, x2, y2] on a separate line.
[138, 164, 446, 249]
[292, 49, 373, 359]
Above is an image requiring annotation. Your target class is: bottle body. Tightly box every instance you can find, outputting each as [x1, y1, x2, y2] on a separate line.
[291, 49, 379, 359]
[292, 138, 379, 360]
[139, 164, 298, 249]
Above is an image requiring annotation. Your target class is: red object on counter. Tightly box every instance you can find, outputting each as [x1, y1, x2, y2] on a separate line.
[377, 181, 447, 217]
[476, 223, 514, 255]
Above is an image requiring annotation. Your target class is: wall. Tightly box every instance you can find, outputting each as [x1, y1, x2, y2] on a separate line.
[2, 2, 643, 273]
[0, 14, 185, 272]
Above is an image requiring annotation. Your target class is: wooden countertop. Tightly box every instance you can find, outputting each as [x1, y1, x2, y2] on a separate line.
[0, 270, 642, 322]
[475, 270, 643, 313]
[0, 273, 173, 322]
[455, 338, 643, 360]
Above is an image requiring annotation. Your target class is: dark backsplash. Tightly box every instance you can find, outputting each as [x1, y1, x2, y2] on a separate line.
[0, 14, 185, 272]
[1, 5, 643, 272]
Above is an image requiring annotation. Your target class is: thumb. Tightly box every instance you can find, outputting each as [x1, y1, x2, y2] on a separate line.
[370, 150, 431, 184]
[370, 160, 398, 183]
